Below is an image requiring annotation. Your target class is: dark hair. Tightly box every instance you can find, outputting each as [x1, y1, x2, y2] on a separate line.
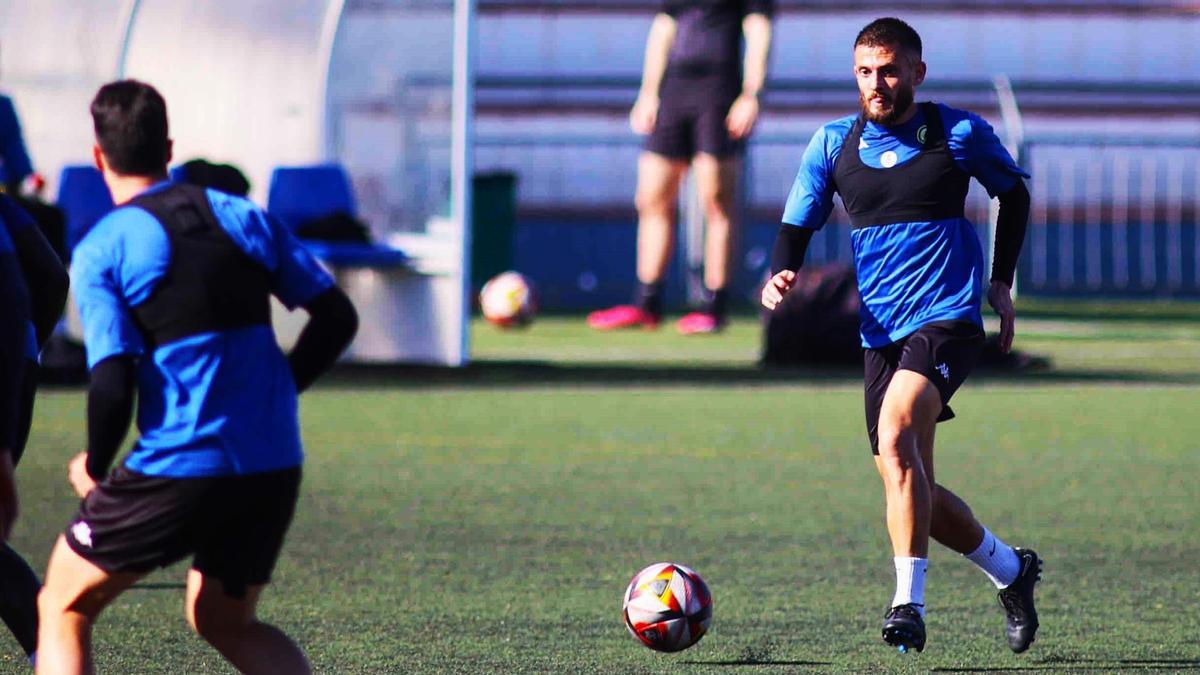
[854, 18, 922, 60]
[90, 80, 169, 176]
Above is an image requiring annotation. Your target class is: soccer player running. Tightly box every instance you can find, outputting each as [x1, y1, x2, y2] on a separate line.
[762, 18, 1040, 654]
[0, 194, 69, 665]
[587, 0, 772, 335]
[35, 80, 358, 675]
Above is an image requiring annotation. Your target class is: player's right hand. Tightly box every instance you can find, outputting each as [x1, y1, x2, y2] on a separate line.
[630, 96, 660, 135]
[68, 452, 97, 499]
[761, 270, 796, 311]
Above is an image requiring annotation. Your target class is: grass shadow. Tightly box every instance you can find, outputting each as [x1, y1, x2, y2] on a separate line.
[128, 582, 186, 591]
[680, 660, 832, 667]
[932, 658, 1200, 672]
[316, 360, 1200, 389]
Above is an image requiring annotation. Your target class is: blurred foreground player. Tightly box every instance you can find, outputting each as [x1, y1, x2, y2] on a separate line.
[36, 80, 358, 675]
[0, 194, 69, 664]
[587, 0, 772, 334]
[762, 18, 1040, 654]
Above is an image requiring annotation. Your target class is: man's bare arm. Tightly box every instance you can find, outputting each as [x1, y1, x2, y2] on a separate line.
[630, 13, 677, 135]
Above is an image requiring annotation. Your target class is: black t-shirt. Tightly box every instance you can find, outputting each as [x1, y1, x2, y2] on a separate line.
[661, 0, 774, 82]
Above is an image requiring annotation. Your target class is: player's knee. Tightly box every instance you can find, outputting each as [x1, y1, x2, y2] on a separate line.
[188, 604, 250, 644]
[876, 423, 913, 457]
[37, 583, 92, 622]
[635, 188, 674, 217]
[699, 187, 733, 219]
[876, 430, 920, 478]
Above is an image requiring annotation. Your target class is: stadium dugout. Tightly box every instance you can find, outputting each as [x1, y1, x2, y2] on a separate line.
[2, 0, 476, 366]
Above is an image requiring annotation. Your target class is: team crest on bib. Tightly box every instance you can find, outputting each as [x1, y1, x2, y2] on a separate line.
[917, 125, 928, 145]
[880, 151, 899, 168]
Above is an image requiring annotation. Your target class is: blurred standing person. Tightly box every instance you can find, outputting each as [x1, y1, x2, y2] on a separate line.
[35, 80, 358, 675]
[0, 193, 69, 666]
[763, 18, 1039, 655]
[587, 0, 773, 334]
[0, 48, 34, 193]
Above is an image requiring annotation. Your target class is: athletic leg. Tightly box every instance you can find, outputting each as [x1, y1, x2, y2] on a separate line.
[634, 152, 688, 289]
[36, 536, 142, 674]
[185, 570, 310, 675]
[692, 153, 737, 295]
[873, 369, 941, 560]
[588, 152, 688, 330]
[872, 369, 941, 652]
[0, 542, 40, 656]
[919, 409, 1024, 590]
[678, 153, 738, 334]
[913, 380, 1040, 653]
[918, 424, 986, 554]
[1, 360, 41, 657]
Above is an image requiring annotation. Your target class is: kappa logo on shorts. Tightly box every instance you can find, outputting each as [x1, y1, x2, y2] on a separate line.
[936, 362, 951, 380]
[71, 521, 94, 548]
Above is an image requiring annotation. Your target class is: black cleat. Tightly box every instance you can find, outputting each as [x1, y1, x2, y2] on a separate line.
[998, 547, 1042, 653]
[882, 603, 926, 653]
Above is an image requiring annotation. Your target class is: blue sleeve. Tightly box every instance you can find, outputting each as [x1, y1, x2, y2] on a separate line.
[0, 225, 31, 361]
[0, 195, 35, 234]
[944, 107, 1030, 198]
[0, 204, 39, 360]
[267, 214, 335, 309]
[781, 122, 843, 230]
[205, 190, 333, 310]
[71, 224, 147, 369]
[0, 96, 33, 187]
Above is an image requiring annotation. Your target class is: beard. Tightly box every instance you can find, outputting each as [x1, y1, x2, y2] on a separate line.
[860, 85, 914, 125]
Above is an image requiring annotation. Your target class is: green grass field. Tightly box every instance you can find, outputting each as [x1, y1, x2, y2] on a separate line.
[4, 305, 1199, 673]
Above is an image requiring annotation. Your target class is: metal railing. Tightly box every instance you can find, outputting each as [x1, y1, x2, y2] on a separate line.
[477, 131, 1200, 297]
[1023, 139, 1200, 296]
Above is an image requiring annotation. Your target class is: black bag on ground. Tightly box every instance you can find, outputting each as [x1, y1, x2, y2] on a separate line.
[294, 212, 371, 244]
[761, 263, 863, 367]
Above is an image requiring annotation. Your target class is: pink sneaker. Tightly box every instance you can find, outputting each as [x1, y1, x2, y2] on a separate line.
[676, 312, 723, 335]
[586, 305, 660, 330]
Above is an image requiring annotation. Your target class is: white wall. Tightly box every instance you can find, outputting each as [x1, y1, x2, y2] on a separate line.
[1, 0, 333, 203]
[121, 0, 332, 203]
[0, 1, 128, 194]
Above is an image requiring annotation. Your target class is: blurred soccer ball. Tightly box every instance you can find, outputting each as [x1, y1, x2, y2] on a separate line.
[479, 271, 536, 327]
[622, 562, 712, 653]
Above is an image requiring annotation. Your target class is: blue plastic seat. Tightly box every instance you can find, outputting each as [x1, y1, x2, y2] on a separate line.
[267, 164, 357, 233]
[267, 164, 407, 268]
[56, 165, 114, 254]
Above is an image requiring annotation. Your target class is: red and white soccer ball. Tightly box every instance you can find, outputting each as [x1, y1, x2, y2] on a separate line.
[622, 562, 712, 653]
[479, 271, 537, 328]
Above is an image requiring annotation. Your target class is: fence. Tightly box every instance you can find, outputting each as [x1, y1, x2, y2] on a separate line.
[477, 130, 1200, 304]
[1021, 138, 1200, 297]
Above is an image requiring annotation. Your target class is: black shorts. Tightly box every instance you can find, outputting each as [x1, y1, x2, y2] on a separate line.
[864, 320, 985, 455]
[65, 465, 302, 599]
[645, 76, 743, 160]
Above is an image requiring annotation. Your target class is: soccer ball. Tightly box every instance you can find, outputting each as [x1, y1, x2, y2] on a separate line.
[622, 562, 712, 653]
[479, 271, 536, 327]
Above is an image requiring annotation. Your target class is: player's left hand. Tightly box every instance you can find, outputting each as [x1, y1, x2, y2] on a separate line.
[987, 280, 1016, 353]
[69, 452, 97, 499]
[725, 93, 760, 140]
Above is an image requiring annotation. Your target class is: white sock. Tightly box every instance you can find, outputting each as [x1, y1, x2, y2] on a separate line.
[965, 527, 1021, 588]
[891, 556, 927, 617]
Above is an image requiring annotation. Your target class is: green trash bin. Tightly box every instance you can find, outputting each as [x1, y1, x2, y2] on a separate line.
[471, 171, 517, 289]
